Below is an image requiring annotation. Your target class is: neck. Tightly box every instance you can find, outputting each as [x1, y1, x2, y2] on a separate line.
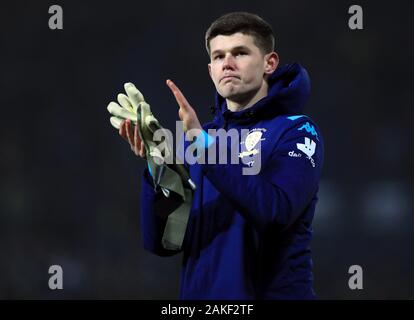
[226, 81, 269, 112]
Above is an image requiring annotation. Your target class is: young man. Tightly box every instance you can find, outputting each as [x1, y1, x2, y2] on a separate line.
[119, 12, 324, 299]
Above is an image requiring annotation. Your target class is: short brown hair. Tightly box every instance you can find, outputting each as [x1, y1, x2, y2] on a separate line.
[205, 12, 275, 56]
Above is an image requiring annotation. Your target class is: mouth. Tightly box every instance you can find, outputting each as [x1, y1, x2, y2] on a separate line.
[220, 75, 240, 83]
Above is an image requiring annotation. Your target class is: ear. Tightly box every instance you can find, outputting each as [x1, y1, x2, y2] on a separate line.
[208, 63, 212, 79]
[264, 52, 279, 75]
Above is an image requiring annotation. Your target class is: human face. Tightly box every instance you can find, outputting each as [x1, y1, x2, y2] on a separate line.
[208, 33, 277, 106]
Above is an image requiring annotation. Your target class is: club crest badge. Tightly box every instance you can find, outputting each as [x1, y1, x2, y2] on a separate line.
[239, 128, 266, 159]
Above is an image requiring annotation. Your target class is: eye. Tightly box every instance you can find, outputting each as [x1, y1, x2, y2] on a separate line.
[236, 51, 247, 56]
[213, 54, 224, 60]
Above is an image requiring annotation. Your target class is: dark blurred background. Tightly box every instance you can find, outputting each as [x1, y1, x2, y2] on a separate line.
[0, 0, 413, 299]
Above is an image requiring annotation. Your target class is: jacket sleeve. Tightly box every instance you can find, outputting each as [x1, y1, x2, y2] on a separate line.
[199, 119, 324, 232]
[140, 169, 183, 256]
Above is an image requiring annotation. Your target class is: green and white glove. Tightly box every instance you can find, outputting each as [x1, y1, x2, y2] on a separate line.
[107, 82, 195, 250]
[107, 83, 163, 156]
[107, 83, 140, 128]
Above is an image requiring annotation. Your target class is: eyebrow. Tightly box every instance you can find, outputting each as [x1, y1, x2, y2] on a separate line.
[211, 45, 251, 56]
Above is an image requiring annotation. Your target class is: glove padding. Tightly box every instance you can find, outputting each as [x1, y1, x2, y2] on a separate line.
[107, 83, 165, 159]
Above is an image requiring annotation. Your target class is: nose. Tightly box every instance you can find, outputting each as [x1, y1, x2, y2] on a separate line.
[222, 54, 236, 70]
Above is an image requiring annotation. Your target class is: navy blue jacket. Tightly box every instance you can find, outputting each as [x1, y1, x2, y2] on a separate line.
[140, 63, 324, 299]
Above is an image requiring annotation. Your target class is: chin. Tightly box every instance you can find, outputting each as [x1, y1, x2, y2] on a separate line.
[218, 87, 241, 99]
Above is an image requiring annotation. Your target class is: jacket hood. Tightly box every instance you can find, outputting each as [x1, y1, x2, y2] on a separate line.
[212, 63, 311, 126]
